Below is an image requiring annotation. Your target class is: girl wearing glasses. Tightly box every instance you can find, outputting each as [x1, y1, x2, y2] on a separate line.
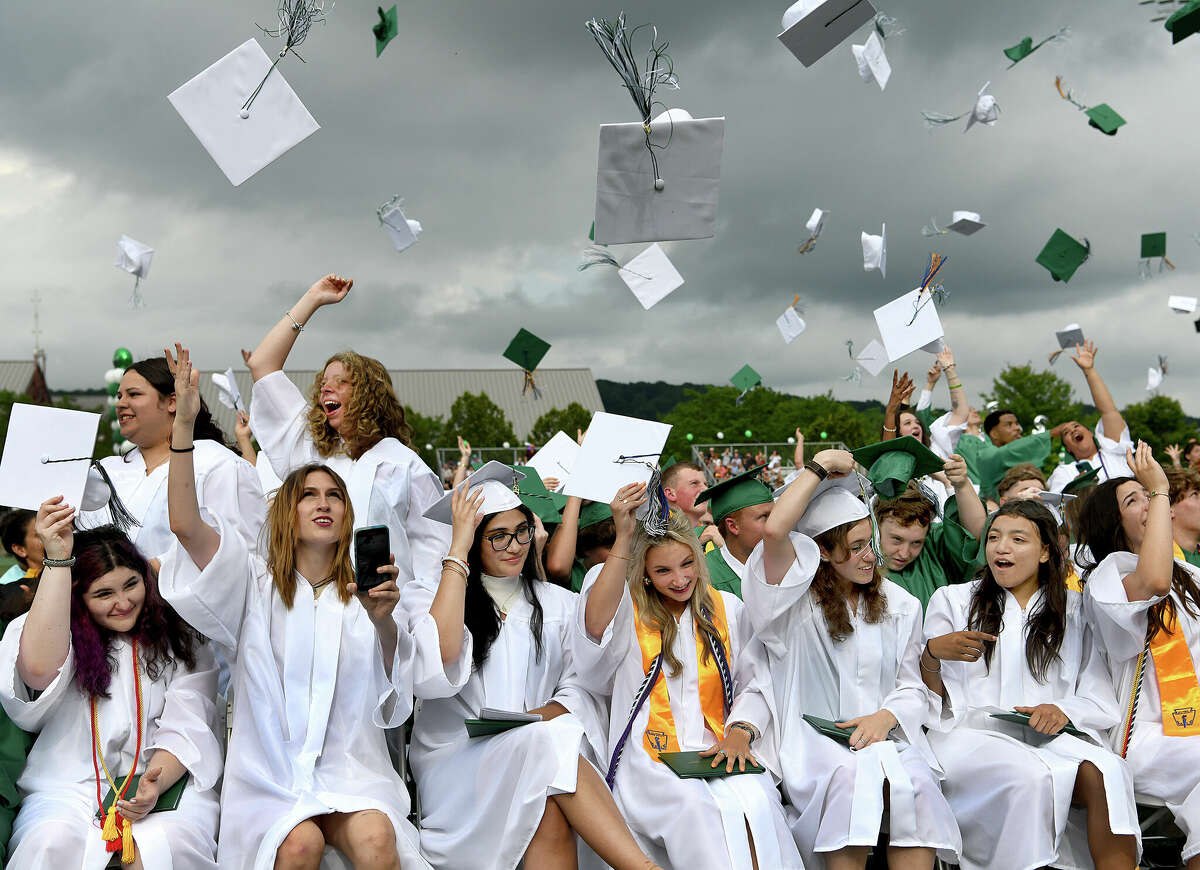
[404, 465, 658, 870]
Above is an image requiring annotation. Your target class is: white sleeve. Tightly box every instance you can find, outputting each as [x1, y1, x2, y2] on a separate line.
[915, 388, 933, 412]
[0, 615, 76, 732]
[194, 447, 267, 560]
[881, 597, 937, 743]
[397, 574, 473, 700]
[726, 596, 774, 746]
[922, 586, 966, 729]
[1053, 620, 1121, 739]
[249, 370, 320, 481]
[1082, 551, 1161, 664]
[571, 563, 635, 695]
[741, 533, 821, 658]
[1047, 463, 1078, 495]
[157, 515, 253, 658]
[546, 607, 610, 766]
[402, 458, 453, 587]
[370, 606, 420, 728]
[929, 412, 966, 461]
[144, 643, 224, 791]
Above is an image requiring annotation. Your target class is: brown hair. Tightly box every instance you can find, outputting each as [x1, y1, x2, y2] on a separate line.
[1166, 467, 1200, 505]
[306, 352, 414, 459]
[997, 463, 1047, 499]
[661, 461, 706, 490]
[811, 519, 887, 643]
[628, 511, 724, 677]
[265, 464, 355, 608]
[874, 485, 934, 530]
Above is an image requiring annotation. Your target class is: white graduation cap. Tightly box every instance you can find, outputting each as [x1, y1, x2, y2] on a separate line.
[855, 338, 889, 376]
[423, 461, 526, 526]
[168, 38, 320, 186]
[1055, 323, 1085, 348]
[807, 207, 828, 236]
[525, 431, 580, 491]
[618, 243, 685, 309]
[1169, 295, 1198, 314]
[777, 305, 807, 343]
[861, 222, 886, 278]
[966, 82, 999, 131]
[778, 0, 878, 68]
[873, 288, 945, 362]
[593, 108, 725, 245]
[563, 412, 672, 504]
[1147, 366, 1164, 392]
[115, 235, 154, 281]
[795, 477, 870, 539]
[211, 368, 245, 414]
[0, 404, 101, 511]
[378, 197, 423, 253]
[851, 30, 891, 90]
[947, 211, 986, 235]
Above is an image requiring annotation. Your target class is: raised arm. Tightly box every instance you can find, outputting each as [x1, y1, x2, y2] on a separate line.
[1072, 341, 1125, 440]
[882, 372, 914, 441]
[165, 344, 220, 571]
[246, 274, 353, 381]
[582, 483, 645, 641]
[792, 428, 805, 468]
[451, 436, 472, 488]
[16, 499, 75, 690]
[429, 486, 484, 665]
[943, 453, 986, 539]
[545, 496, 582, 583]
[233, 411, 256, 465]
[762, 449, 856, 585]
[1122, 442, 1175, 601]
[937, 346, 969, 428]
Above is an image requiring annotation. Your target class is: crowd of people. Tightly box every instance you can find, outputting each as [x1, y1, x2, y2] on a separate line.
[0, 274, 1199, 870]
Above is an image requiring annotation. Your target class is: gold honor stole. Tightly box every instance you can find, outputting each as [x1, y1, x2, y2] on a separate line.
[1149, 606, 1200, 736]
[634, 592, 732, 760]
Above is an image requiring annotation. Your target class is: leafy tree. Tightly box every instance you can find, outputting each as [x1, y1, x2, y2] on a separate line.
[444, 391, 517, 448]
[528, 402, 594, 445]
[403, 406, 445, 471]
[981, 364, 1082, 429]
[1121, 395, 1197, 459]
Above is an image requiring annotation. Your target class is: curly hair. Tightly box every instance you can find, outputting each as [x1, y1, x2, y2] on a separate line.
[306, 352, 414, 459]
[811, 518, 888, 643]
[69, 527, 203, 698]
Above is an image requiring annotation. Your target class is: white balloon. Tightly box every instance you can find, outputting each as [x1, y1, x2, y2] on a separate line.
[104, 367, 125, 385]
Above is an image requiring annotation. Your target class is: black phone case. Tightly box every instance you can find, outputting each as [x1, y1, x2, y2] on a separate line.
[354, 526, 390, 591]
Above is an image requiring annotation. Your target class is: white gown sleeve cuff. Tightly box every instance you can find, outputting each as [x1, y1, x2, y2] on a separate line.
[0, 616, 76, 731]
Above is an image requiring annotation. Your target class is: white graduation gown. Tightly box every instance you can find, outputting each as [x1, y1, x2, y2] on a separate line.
[0, 615, 222, 870]
[404, 577, 607, 870]
[1084, 552, 1200, 861]
[742, 533, 961, 865]
[159, 516, 429, 870]
[249, 370, 449, 583]
[1046, 420, 1134, 494]
[78, 440, 265, 565]
[925, 581, 1140, 870]
[572, 568, 803, 870]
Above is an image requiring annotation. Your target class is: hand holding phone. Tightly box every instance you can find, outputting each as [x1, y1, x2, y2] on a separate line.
[354, 525, 391, 593]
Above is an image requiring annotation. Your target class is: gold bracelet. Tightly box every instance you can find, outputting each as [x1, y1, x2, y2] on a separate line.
[607, 552, 631, 561]
[883, 425, 897, 433]
[1149, 491, 1171, 501]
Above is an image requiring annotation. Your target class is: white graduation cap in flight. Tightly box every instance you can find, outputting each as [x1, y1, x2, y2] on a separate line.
[851, 30, 891, 90]
[947, 211, 985, 235]
[617, 243, 686, 309]
[525, 431, 580, 491]
[0, 405, 102, 511]
[777, 298, 807, 343]
[1147, 366, 1164, 392]
[423, 461, 526, 526]
[966, 82, 1000, 130]
[855, 338, 888, 376]
[778, 0, 878, 67]
[873, 288, 945, 362]
[593, 108, 725, 245]
[115, 235, 154, 306]
[861, 223, 887, 278]
[377, 196, 423, 253]
[798, 207, 829, 253]
[211, 368, 245, 414]
[1048, 323, 1085, 364]
[1169, 295, 1198, 314]
[563, 412, 672, 504]
[168, 38, 320, 186]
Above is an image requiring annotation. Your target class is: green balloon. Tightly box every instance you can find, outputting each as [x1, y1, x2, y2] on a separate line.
[820, 431, 828, 440]
[744, 430, 752, 438]
[106, 382, 119, 396]
[686, 433, 694, 441]
[113, 347, 133, 368]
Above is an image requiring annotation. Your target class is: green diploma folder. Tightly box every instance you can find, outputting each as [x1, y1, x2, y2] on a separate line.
[98, 772, 189, 818]
[658, 750, 765, 779]
[802, 714, 855, 745]
[464, 709, 541, 739]
[990, 710, 1086, 739]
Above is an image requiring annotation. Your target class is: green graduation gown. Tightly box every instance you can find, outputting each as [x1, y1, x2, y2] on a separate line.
[705, 547, 743, 599]
[955, 431, 1052, 499]
[885, 507, 981, 612]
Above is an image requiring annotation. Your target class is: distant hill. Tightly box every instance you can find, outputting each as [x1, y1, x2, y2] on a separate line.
[596, 380, 712, 421]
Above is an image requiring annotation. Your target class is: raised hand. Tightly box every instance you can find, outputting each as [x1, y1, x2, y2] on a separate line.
[887, 370, 915, 409]
[811, 448, 856, 479]
[1128, 440, 1169, 494]
[942, 454, 970, 489]
[164, 343, 201, 429]
[610, 482, 648, 539]
[1071, 340, 1098, 372]
[449, 486, 486, 558]
[35, 497, 75, 561]
[304, 274, 354, 308]
[793, 429, 805, 467]
[1166, 444, 1184, 468]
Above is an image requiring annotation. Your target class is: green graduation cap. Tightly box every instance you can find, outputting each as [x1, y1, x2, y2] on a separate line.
[373, 5, 399, 57]
[578, 500, 614, 530]
[730, 364, 762, 394]
[852, 436, 944, 499]
[661, 454, 678, 470]
[1036, 229, 1090, 283]
[696, 464, 774, 524]
[513, 464, 567, 524]
[1141, 232, 1168, 259]
[1085, 103, 1126, 136]
[1003, 36, 1036, 64]
[503, 328, 551, 398]
[1061, 465, 1101, 498]
[1166, 0, 1200, 43]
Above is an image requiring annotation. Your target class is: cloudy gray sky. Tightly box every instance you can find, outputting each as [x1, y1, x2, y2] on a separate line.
[1, 0, 1196, 417]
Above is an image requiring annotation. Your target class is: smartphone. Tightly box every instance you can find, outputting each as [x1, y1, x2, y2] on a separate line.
[354, 525, 391, 593]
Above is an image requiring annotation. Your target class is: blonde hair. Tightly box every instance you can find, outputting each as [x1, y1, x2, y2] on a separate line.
[306, 352, 414, 459]
[265, 464, 355, 608]
[628, 511, 724, 677]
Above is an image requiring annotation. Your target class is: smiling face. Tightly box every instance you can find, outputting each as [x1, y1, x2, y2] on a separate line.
[644, 539, 699, 612]
[898, 411, 924, 441]
[318, 361, 355, 435]
[83, 566, 146, 633]
[477, 508, 532, 577]
[823, 518, 878, 587]
[878, 517, 928, 573]
[115, 370, 174, 447]
[1061, 422, 1097, 460]
[986, 514, 1049, 591]
[294, 469, 347, 547]
[1115, 479, 1151, 552]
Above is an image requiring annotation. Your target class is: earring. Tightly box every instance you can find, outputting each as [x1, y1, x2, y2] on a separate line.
[643, 577, 652, 586]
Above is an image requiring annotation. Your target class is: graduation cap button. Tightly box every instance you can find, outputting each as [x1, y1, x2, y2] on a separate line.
[654, 178, 665, 191]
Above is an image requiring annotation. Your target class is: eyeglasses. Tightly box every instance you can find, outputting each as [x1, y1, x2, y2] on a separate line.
[485, 526, 534, 551]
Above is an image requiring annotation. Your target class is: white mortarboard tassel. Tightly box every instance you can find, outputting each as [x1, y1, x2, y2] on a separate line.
[211, 368, 246, 414]
[579, 243, 684, 310]
[850, 30, 891, 90]
[922, 81, 999, 131]
[377, 195, 423, 253]
[778, 0, 878, 67]
[798, 207, 828, 254]
[776, 296, 807, 344]
[861, 223, 886, 278]
[115, 235, 154, 307]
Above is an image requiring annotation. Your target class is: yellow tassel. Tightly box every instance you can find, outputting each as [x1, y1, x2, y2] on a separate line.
[121, 818, 135, 864]
[101, 808, 119, 841]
